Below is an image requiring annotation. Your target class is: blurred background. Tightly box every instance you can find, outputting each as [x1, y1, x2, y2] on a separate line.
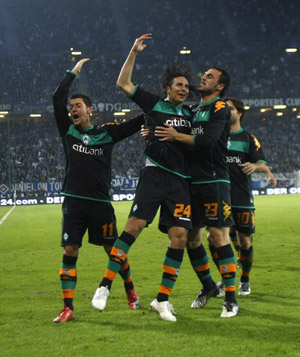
[0, 0, 299, 201]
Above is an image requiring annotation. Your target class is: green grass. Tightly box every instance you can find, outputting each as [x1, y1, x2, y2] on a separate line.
[0, 195, 300, 356]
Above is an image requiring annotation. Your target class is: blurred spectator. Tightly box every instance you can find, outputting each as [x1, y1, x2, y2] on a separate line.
[0, 0, 299, 104]
[0, 116, 146, 184]
[0, 0, 299, 186]
[0, 112, 299, 187]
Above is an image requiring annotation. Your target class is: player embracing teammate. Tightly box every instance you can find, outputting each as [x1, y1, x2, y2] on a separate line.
[94, 33, 238, 320]
[156, 67, 239, 318]
[53, 33, 273, 323]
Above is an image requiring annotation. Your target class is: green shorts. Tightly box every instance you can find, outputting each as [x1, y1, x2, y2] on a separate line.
[129, 167, 192, 233]
[61, 196, 118, 247]
[191, 182, 234, 228]
[232, 207, 256, 234]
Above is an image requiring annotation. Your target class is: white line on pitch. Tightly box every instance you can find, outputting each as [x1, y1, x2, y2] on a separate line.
[0, 206, 16, 225]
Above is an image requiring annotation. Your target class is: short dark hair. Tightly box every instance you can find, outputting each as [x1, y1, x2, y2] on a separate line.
[212, 67, 230, 97]
[224, 97, 245, 121]
[70, 93, 92, 108]
[161, 64, 193, 93]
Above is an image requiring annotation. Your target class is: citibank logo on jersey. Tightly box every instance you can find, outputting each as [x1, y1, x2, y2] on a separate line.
[166, 117, 191, 127]
[226, 155, 242, 164]
[191, 126, 204, 135]
[72, 143, 104, 156]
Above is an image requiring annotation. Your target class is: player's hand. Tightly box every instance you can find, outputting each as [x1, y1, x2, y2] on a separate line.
[131, 33, 152, 54]
[71, 58, 90, 74]
[140, 125, 150, 140]
[155, 123, 177, 142]
[239, 162, 256, 175]
[269, 175, 277, 187]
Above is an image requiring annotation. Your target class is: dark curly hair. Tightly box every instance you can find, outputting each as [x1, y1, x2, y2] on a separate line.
[70, 93, 92, 108]
[224, 97, 245, 122]
[160, 64, 193, 94]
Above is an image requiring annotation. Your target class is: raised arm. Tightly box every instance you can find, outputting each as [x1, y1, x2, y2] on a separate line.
[71, 58, 90, 74]
[53, 58, 90, 136]
[116, 33, 152, 96]
[53, 58, 90, 101]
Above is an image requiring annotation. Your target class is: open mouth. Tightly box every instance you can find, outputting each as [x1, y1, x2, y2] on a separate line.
[73, 114, 79, 120]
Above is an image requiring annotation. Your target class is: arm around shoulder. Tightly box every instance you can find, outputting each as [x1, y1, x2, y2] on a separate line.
[155, 124, 195, 145]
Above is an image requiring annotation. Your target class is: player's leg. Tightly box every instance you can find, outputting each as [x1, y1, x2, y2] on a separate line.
[150, 174, 191, 321]
[103, 242, 141, 309]
[53, 245, 78, 323]
[186, 184, 216, 290]
[91, 194, 148, 311]
[187, 227, 223, 308]
[209, 226, 239, 317]
[230, 227, 240, 253]
[54, 197, 86, 323]
[101, 216, 145, 290]
[207, 230, 220, 269]
[187, 184, 225, 309]
[203, 182, 238, 317]
[94, 168, 166, 311]
[189, 183, 219, 282]
[233, 208, 255, 295]
[53, 245, 79, 323]
[230, 209, 242, 267]
[93, 217, 146, 311]
[60, 245, 79, 310]
[53, 197, 88, 322]
[238, 232, 253, 295]
[150, 226, 187, 322]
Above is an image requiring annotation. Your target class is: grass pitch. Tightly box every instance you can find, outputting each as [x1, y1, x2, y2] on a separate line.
[0, 195, 300, 356]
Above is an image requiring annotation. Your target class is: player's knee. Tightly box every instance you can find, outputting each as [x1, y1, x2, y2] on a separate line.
[169, 228, 188, 249]
[207, 232, 214, 246]
[186, 226, 203, 249]
[125, 217, 146, 238]
[239, 236, 252, 250]
[64, 245, 79, 257]
[209, 227, 229, 246]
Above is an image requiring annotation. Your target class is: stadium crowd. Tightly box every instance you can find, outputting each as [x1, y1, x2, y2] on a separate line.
[1, 113, 299, 192]
[0, 0, 299, 194]
[0, 116, 145, 188]
[0, 0, 299, 105]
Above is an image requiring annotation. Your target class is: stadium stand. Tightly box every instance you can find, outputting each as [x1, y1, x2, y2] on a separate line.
[0, 0, 299, 196]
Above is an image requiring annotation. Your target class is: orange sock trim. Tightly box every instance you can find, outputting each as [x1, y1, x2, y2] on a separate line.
[111, 247, 127, 262]
[159, 286, 172, 295]
[60, 268, 77, 277]
[219, 263, 236, 274]
[195, 263, 209, 273]
[62, 289, 75, 299]
[122, 261, 130, 270]
[104, 269, 117, 280]
[162, 265, 179, 276]
[123, 276, 132, 284]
